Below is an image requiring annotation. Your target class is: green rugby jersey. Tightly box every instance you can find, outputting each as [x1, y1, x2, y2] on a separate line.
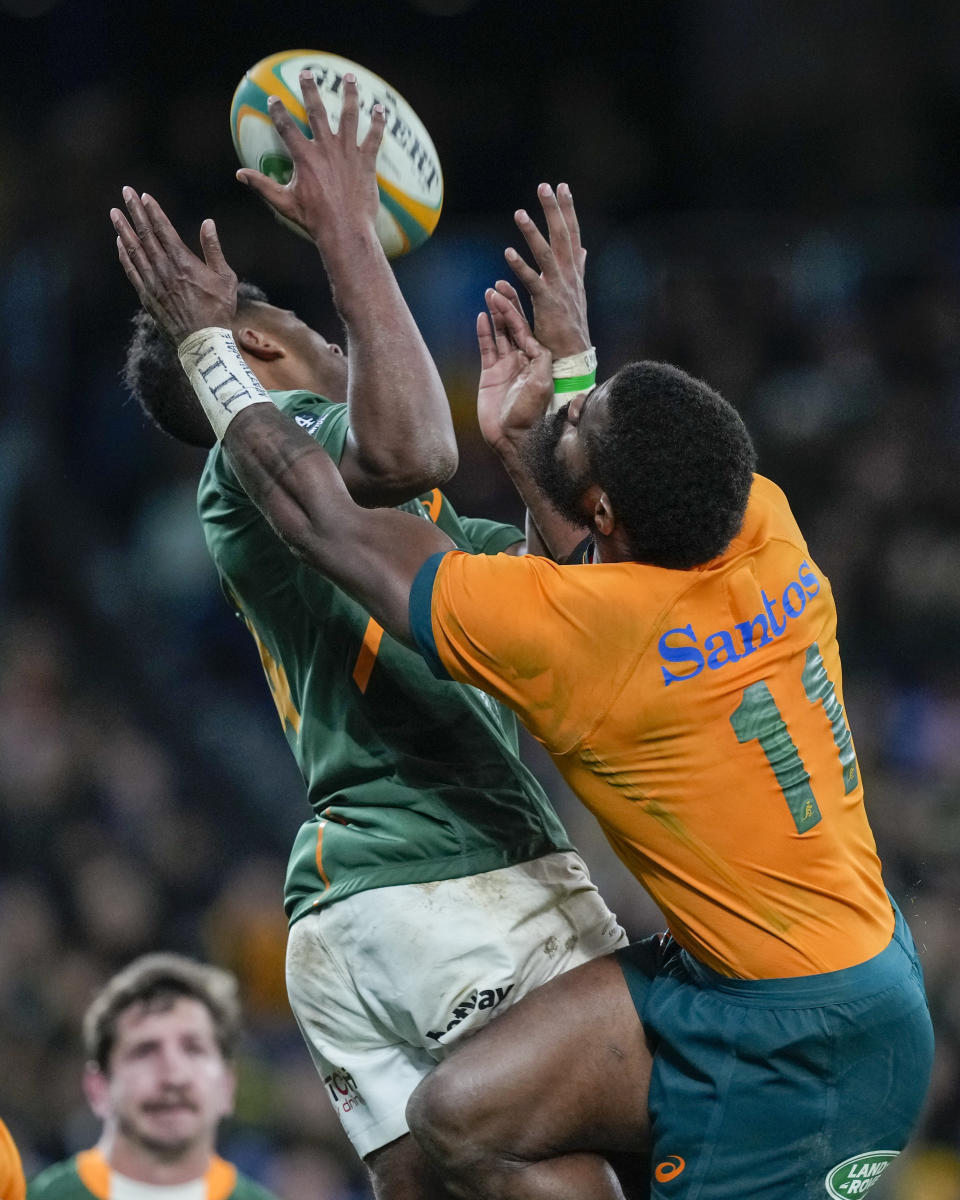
[28, 1151, 277, 1200]
[198, 391, 571, 924]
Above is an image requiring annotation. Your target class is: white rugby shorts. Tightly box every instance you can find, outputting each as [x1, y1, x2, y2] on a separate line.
[285, 850, 626, 1158]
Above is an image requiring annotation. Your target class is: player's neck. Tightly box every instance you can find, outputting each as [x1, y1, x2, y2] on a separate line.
[254, 360, 346, 403]
[592, 528, 633, 564]
[96, 1131, 214, 1186]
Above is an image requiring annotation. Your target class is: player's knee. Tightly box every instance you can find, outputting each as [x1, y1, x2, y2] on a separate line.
[406, 1063, 494, 1177]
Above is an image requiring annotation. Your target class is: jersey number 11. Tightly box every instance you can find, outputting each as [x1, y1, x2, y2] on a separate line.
[730, 643, 859, 834]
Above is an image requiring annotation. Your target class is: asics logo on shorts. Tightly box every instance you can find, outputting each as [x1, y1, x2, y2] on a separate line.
[654, 1156, 686, 1183]
[426, 985, 514, 1042]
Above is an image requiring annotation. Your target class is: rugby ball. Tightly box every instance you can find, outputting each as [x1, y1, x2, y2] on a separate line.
[230, 49, 443, 258]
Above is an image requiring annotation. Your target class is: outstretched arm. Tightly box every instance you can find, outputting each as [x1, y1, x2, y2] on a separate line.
[476, 296, 586, 561]
[237, 70, 457, 498]
[478, 184, 592, 559]
[111, 74, 456, 503]
[218, 402, 453, 645]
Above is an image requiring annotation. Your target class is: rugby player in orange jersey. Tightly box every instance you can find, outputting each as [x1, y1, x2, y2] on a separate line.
[111, 73, 933, 1200]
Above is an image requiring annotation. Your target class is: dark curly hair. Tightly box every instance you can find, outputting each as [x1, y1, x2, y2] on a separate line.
[122, 282, 269, 449]
[587, 361, 756, 568]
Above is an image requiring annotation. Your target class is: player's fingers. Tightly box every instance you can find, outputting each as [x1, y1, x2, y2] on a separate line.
[557, 182, 585, 270]
[199, 218, 233, 277]
[536, 183, 575, 270]
[299, 69, 333, 141]
[361, 102, 386, 161]
[476, 310, 499, 368]
[140, 192, 192, 262]
[514, 206, 557, 280]
[267, 94, 308, 155]
[504, 243, 542, 294]
[111, 204, 157, 287]
[236, 167, 292, 211]
[487, 296, 513, 357]
[489, 289, 534, 344]
[121, 186, 167, 271]
[338, 73, 360, 145]
[115, 234, 149, 304]
[491, 291, 545, 363]
[110, 204, 142, 258]
[493, 279, 525, 316]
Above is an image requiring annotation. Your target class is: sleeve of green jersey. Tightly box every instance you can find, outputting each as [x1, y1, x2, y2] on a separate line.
[456, 515, 524, 556]
[272, 391, 350, 463]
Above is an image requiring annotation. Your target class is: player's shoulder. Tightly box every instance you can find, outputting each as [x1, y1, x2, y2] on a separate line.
[719, 473, 808, 564]
[270, 389, 342, 432]
[198, 389, 345, 505]
[227, 1169, 282, 1200]
[748, 473, 805, 539]
[26, 1158, 88, 1200]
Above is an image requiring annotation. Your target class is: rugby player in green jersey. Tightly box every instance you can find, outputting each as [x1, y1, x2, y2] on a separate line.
[113, 69, 935, 1200]
[111, 74, 627, 1199]
[27, 956, 278, 1200]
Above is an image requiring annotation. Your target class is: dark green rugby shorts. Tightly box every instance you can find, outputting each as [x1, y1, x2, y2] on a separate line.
[617, 902, 934, 1199]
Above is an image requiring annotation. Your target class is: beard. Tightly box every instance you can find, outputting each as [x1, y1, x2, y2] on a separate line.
[117, 1101, 202, 1162]
[519, 406, 591, 528]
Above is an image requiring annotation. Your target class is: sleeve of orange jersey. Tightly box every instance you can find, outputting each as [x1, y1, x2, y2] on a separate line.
[408, 549, 639, 753]
[0, 1119, 26, 1200]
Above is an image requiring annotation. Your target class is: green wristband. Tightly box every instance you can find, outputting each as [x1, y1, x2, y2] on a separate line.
[553, 371, 597, 394]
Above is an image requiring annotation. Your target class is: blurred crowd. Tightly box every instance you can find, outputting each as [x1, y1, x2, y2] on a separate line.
[2, 2, 960, 1198]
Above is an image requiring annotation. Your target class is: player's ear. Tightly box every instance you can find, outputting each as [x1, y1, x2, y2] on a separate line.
[589, 488, 615, 538]
[82, 1063, 112, 1120]
[235, 326, 285, 361]
[217, 1064, 238, 1121]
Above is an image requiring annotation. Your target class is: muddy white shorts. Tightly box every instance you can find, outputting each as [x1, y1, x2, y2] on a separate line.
[285, 850, 626, 1158]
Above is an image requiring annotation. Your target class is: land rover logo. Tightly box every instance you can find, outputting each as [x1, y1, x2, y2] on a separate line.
[825, 1151, 899, 1197]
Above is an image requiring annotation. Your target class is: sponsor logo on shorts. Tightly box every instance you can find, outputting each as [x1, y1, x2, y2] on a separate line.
[654, 1156, 686, 1183]
[426, 985, 514, 1043]
[323, 1067, 366, 1115]
[824, 1151, 899, 1197]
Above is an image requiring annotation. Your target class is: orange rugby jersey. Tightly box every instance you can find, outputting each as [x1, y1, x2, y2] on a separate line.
[412, 474, 893, 978]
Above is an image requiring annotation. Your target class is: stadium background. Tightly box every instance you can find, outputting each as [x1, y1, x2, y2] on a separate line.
[1, 1, 959, 1196]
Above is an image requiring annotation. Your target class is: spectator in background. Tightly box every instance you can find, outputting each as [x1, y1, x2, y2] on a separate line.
[27, 954, 279, 1200]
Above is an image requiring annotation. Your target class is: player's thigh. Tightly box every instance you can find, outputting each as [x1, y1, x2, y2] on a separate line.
[408, 951, 653, 1159]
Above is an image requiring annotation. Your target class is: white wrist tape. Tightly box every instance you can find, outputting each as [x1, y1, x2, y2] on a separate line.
[552, 346, 597, 385]
[178, 327, 275, 441]
[549, 346, 597, 412]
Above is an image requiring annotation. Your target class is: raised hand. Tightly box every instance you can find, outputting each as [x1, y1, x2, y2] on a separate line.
[500, 182, 590, 357]
[476, 288, 552, 454]
[111, 188, 237, 344]
[236, 71, 386, 251]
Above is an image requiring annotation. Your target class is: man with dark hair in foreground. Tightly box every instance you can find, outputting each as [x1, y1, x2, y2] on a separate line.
[27, 955, 277, 1200]
[113, 73, 933, 1200]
